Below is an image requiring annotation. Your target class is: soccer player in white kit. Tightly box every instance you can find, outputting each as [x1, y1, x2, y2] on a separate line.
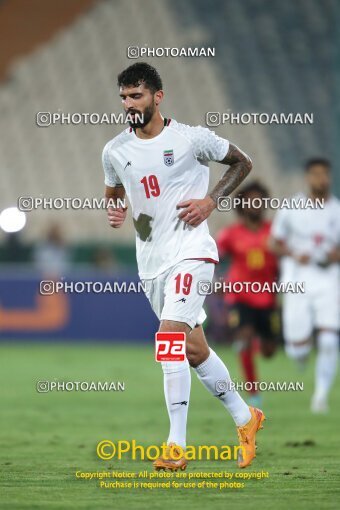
[270, 159, 340, 413]
[102, 63, 265, 469]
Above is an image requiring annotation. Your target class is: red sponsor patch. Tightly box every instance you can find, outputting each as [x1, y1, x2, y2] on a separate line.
[155, 332, 186, 362]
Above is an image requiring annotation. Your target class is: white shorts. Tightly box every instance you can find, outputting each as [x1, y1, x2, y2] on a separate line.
[282, 279, 340, 342]
[142, 259, 215, 329]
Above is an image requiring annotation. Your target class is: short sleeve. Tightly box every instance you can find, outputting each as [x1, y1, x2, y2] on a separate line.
[102, 143, 123, 187]
[271, 208, 290, 241]
[174, 123, 229, 162]
[191, 126, 229, 162]
[216, 227, 233, 258]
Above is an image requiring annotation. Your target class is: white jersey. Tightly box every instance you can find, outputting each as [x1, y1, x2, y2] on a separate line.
[102, 119, 229, 279]
[271, 192, 340, 283]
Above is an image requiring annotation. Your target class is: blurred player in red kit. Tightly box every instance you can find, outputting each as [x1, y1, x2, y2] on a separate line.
[216, 181, 279, 407]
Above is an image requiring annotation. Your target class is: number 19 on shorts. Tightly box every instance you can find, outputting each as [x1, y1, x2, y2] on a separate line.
[155, 332, 186, 362]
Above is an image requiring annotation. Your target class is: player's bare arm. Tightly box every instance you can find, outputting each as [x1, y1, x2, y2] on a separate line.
[268, 237, 292, 257]
[313, 246, 340, 267]
[327, 246, 340, 264]
[268, 237, 311, 264]
[210, 143, 253, 203]
[269, 237, 340, 266]
[177, 143, 252, 228]
[105, 185, 127, 228]
[270, 238, 340, 266]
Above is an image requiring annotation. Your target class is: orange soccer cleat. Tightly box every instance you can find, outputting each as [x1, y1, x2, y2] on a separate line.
[153, 443, 188, 472]
[237, 406, 265, 468]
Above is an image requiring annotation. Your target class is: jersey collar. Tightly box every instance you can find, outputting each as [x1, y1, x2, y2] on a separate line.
[129, 118, 171, 143]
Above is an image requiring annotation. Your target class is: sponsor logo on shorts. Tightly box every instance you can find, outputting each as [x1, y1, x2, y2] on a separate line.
[174, 297, 186, 303]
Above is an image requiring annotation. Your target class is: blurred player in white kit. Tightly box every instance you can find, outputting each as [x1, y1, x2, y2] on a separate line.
[270, 158, 340, 413]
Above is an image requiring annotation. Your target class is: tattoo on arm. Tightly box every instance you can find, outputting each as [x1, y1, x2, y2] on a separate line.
[105, 185, 126, 206]
[209, 143, 252, 204]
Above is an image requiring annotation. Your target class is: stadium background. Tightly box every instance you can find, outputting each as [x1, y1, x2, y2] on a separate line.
[0, 1, 339, 509]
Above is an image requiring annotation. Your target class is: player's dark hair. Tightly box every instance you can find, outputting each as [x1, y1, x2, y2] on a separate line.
[117, 63, 163, 93]
[234, 181, 270, 215]
[304, 158, 331, 172]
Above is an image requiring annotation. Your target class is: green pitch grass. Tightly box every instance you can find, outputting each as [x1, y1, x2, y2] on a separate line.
[1, 343, 339, 510]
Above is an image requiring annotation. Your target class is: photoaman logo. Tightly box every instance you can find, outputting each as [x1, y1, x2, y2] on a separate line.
[96, 440, 245, 462]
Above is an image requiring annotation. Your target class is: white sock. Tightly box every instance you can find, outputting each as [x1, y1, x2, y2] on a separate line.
[162, 360, 191, 448]
[314, 330, 339, 401]
[285, 341, 311, 362]
[194, 348, 251, 426]
[285, 341, 312, 371]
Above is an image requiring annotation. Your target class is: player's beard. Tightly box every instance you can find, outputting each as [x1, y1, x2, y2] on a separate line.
[310, 185, 329, 198]
[127, 103, 155, 129]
